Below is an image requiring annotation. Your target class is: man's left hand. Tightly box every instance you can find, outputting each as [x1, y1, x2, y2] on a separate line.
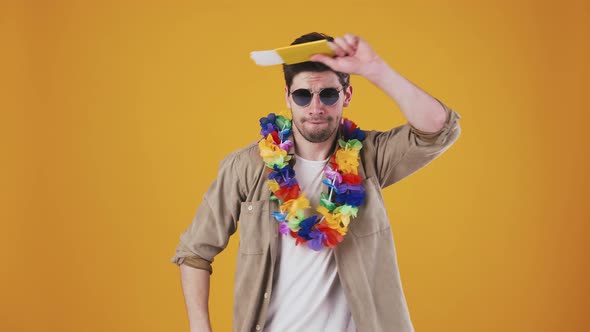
[310, 33, 386, 79]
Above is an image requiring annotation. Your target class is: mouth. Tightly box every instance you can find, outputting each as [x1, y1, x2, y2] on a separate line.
[305, 118, 330, 124]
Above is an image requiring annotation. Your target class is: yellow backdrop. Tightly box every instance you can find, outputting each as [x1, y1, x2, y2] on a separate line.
[2, 0, 588, 331]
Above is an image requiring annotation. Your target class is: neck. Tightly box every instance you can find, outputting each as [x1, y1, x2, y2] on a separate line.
[292, 130, 338, 161]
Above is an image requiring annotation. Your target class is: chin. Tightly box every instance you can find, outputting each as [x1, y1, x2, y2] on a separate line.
[304, 129, 337, 143]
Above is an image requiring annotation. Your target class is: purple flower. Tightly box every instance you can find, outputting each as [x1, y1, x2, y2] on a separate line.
[341, 119, 365, 141]
[282, 177, 298, 187]
[336, 183, 365, 193]
[323, 167, 342, 185]
[260, 114, 280, 137]
[278, 222, 290, 235]
[279, 139, 293, 151]
[269, 165, 296, 184]
[307, 230, 327, 251]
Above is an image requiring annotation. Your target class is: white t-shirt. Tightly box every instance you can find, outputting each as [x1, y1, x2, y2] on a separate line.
[264, 155, 357, 332]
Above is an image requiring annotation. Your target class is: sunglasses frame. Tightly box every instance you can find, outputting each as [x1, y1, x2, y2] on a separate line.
[289, 87, 345, 107]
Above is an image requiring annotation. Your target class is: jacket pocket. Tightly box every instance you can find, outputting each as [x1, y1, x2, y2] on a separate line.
[238, 200, 269, 255]
[349, 176, 391, 237]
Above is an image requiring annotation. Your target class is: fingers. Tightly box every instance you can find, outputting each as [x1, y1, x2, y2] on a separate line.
[329, 33, 359, 57]
[310, 54, 337, 68]
[343, 33, 360, 48]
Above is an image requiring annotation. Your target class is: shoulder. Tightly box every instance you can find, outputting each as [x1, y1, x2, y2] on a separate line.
[360, 126, 409, 150]
[216, 141, 266, 196]
[362, 125, 410, 141]
[221, 141, 264, 170]
[219, 142, 264, 187]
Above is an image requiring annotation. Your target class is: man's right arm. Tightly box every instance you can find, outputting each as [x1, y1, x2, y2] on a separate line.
[172, 152, 247, 331]
[180, 264, 212, 332]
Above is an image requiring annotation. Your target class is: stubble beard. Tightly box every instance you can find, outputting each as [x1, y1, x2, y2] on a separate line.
[294, 116, 340, 143]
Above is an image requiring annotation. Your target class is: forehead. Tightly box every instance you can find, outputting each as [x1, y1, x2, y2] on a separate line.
[290, 71, 341, 89]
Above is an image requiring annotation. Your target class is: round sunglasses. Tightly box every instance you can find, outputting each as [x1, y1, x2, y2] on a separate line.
[289, 87, 343, 107]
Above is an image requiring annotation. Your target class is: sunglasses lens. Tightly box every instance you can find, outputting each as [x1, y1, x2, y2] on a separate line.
[291, 88, 341, 106]
[319, 88, 340, 105]
[291, 89, 312, 106]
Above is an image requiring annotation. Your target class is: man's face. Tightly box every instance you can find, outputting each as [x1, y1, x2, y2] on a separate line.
[286, 71, 352, 143]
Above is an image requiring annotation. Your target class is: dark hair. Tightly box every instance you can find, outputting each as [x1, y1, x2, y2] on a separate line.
[282, 32, 350, 89]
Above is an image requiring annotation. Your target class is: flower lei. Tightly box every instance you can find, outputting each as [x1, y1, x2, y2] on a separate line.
[258, 113, 366, 250]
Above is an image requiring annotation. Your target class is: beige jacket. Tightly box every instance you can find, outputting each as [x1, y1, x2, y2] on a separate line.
[171, 100, 462, 332]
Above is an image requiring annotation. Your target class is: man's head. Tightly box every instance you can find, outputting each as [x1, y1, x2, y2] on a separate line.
[283, 32, 353, 144]
[282, 32, 350, 89]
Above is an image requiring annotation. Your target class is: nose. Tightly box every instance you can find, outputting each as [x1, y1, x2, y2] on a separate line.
[308, 93, 324, 115]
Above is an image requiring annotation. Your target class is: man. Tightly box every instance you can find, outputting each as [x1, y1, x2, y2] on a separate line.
[171, 32, 461, 332]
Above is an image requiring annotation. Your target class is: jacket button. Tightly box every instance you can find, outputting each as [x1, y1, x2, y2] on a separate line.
[255, 324, 261, 331]
[264, 292, 268, 299]
[248, 205, 253, 211]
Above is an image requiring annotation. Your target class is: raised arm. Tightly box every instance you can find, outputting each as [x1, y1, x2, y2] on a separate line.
[310, 33, 448, 133]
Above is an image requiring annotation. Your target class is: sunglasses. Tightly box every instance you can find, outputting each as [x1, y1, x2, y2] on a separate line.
[289, 87, 343, 107]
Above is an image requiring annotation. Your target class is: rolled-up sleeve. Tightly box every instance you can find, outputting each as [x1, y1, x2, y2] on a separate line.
[369, 98, 462, 188]
[170, 153, 245, 274]
[408, 98, 461, 145]
[173, 255, 213, 274]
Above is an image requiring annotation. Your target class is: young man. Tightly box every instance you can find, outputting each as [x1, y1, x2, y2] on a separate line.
[171, 32, 461, 332]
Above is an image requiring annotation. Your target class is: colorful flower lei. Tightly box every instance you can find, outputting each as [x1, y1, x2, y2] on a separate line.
[258, 113, 366, 250]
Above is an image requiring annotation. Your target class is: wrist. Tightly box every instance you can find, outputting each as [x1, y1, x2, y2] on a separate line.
[362, 58, 394, 84]
[190, 321, 212, 332]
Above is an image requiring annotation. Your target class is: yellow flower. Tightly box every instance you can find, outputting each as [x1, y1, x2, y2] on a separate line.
[280, 194, 310, 220]
[336, 225, 348, 235]
[258, 135, 287, 166]
[335, 148, 359, 174]
[335, 213, 351, 227]
[318, 206, 348, 234]
[318, 206, 339, 229]
[317, 206, 330, 216]
[267, 179, 280, 192]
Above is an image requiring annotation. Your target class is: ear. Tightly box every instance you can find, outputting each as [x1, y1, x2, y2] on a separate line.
[284, 86, 291, 109]
[343, 85, 353, 107]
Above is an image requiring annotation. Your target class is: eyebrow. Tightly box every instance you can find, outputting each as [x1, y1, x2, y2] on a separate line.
[290, 86, 341, 92]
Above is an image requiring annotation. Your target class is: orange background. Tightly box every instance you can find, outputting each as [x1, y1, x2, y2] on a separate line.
[2, 0, 589, 331]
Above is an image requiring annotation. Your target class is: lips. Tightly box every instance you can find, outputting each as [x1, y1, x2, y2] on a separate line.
[305, 118, 329, 124]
